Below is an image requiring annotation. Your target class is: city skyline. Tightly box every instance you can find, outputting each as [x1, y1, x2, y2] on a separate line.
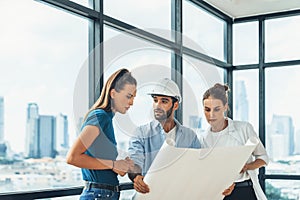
[0, 94, 299, 160]
[267, 115, 295, 160]
[0, 102, 70, 158]
[0, 96, 4, 142]
[234, 80, 249, 122]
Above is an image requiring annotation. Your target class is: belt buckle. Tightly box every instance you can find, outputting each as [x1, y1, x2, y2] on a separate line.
[115, 185, 120, 192]
[84, 182, 91, 190]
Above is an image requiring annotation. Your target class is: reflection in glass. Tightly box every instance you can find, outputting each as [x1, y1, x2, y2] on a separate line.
[104, 26, 171, 143]
[266, 66, 300, 175]
[233, 70, 258, 132]
[266, 179, 300, 200]
[104, 27, 171, 195]
[0, 0, 88, 193]
[182, 55, 224, 138]
[233, 22, 258, 65]
[104, 0, 171, 40]
[266, 15, 300, 62]
[70, 0, 91, 8]
[183, 1, 225, 61]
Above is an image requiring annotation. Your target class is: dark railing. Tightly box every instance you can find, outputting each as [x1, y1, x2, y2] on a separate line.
[0, 183, 134, 200]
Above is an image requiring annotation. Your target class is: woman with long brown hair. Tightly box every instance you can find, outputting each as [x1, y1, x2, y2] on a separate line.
[67, 68, 137, 200]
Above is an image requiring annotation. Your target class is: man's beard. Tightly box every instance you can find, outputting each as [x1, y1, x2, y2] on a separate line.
[154, 105, 174, 121]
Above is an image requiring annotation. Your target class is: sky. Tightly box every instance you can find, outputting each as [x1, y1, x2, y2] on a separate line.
[0, 0, 88, 152]
[1, 0, 300, 154]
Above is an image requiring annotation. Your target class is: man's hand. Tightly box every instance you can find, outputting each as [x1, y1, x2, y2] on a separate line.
[222, 183, 235, 196]
[128, 163, 142, 181]
[133, 175, 150, 194]
[112, 157, 134, 176]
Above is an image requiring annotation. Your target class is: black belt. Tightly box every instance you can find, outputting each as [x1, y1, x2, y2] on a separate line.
[84, 182, 133, 192]
[235, 179, 253, 188]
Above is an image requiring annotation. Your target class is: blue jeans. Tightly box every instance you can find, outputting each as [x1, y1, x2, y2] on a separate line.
[79, 187, 120, 200]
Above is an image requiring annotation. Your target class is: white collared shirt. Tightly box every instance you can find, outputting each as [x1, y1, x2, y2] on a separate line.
[164, 125, 177, 146]
[202, 118, 269, 200]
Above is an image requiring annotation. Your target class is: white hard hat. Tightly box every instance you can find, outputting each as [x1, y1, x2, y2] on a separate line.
[148, 78, 182, 103]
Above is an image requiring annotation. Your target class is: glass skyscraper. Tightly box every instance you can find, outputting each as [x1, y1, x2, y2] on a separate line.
[39, 115, 56, 158]
[25, 103, 39, 158]
[267, 115, 295, 159]
[234, 80, 249, 121]
[0, 96, 4, 142]
[56, 113, 69, 156]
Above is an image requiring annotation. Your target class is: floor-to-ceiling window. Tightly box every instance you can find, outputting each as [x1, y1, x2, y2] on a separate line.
[265, 65, 300, 199]
[0, 0, 88, 195]
[2, 0, 300, 199]
[182, 0, 226, 139]
[103, 26, 173, 199]
[233, 13, 300, 200]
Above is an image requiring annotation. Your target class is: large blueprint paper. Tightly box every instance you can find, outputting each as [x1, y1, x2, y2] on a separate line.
[134, 139, 257, 200]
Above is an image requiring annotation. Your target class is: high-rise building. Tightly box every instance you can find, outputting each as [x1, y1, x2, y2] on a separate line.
[38, 115, 56, 158]
[76, 117, 84, 137]
[189, 115, 202, 129]
[25, 103, 39, 158]
[234, 80, 249, 121]
[25, 103, 58, 158]
[0, 97, 8, 158]
[294, 130, 300, 155]
[0, 96, 4, 142]
[56, 113, 69, 155]
[267, 115, 294, 160]
[188, 115, 204, 138]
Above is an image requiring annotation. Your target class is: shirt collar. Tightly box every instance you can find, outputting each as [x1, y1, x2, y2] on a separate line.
[227, 118, 235, 132]
[153, 118, 183, 131]
[206, 117, 235, 133]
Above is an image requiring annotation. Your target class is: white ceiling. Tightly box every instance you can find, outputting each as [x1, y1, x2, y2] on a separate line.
[204, 0, 300, 19]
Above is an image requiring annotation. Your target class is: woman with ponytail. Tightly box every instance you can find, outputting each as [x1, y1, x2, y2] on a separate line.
[67, 68, 137, 200]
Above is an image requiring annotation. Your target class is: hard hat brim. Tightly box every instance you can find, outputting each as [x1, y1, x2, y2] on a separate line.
[147, 93, 181, 103]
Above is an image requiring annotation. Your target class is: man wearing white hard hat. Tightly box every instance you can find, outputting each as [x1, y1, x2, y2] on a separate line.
[128, 78, 201, 194]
